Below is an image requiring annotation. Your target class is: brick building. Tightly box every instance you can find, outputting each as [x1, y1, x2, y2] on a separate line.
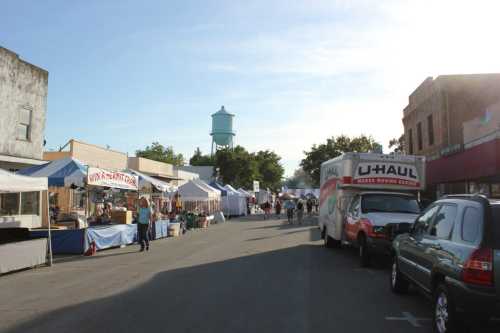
[403, 74, 500, 198]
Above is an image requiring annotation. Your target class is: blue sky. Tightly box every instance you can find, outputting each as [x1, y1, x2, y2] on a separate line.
[2, 0, 500, 176]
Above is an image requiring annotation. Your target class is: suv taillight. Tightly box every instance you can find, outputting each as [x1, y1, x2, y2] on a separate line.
[462, 248, 493, 286]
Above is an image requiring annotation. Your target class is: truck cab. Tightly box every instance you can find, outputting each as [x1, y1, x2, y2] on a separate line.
[344, 191, 420, 266]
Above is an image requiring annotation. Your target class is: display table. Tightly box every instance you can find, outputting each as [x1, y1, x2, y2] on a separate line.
[0, 238, 47, 274]
[31, 228, 85, 254]
[153, 220, 169, 240]
[31, 224, 138, 254]
[86, 224, 137, 251]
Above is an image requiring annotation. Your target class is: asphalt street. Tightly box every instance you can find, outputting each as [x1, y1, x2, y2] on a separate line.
[1, 215, 499, 333]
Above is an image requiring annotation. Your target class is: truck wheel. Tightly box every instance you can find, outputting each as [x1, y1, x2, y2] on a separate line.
[433, 284, 458, 333]
[390, 256, 409, 294]
[358, 235, 370, 267]
[324, 230, 333, 248]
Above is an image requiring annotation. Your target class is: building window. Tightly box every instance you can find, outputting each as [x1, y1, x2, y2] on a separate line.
[21, 192, 40, 215]
[0, 193, 20, 215]
[427, 115, 434, 146]
[417, 122, 423, 151]
[17, 106, 32, 141]
[408, 129, 414, 155]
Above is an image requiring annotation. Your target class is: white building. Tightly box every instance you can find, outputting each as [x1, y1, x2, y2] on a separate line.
[0, 47, 48, 171]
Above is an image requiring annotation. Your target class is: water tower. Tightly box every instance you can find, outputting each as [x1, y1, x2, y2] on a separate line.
[210, 105, 235, 155]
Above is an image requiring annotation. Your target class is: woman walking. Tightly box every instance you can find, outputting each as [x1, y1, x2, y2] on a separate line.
[275, 199, 282, 218]
[137, 197, 152, 252]
[296, 199, 304, 225]
[284, 199, 296, 224]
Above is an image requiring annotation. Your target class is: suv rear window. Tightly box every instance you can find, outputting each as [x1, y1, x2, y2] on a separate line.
[490, 206, 500, 248]
[462, 207, 481, 244]
[361, 194, 420, 214]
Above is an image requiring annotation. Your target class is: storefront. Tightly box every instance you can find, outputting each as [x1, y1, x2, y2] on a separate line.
[426, 135, 500, 199]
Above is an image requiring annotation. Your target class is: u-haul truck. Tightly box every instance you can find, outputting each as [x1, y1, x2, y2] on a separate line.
[319, 153, 425, 266]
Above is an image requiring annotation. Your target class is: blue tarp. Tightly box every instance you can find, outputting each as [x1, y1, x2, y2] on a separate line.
[209, 182, 228, 196]
[30, 229, 86, 254]
[18, 157, 88, 187]
[86, 224, 137, 251]
[154, 220, 169, 239]
[30, 224, 138, 254]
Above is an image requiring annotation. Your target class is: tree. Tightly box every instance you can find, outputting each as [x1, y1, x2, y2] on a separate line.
[253, 150, 285, 192]
[189, 147, 215, 166]
[284, 168, 313, 189]
[300, 135, 381, 186]
[213, 146, 284, 191]
[215, 146, 259, 189]
[389, 134, 405, 153]
[136, 142, 185, 166]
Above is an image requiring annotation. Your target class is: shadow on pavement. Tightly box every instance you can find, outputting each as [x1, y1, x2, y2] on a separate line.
[5, 243, 499, 333]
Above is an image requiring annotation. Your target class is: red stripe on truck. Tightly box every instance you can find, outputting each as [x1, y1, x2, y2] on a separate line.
[352, 177, 420, 187]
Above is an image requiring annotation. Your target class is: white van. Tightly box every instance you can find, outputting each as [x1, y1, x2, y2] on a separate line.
[319, 153, 425, 266]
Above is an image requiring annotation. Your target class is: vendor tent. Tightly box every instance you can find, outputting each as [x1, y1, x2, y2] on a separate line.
[192, 179, 221, 199]
[209, 182, 227, 196]
[178, 180, 220, 214]
[129, 169, 177, 194]
[17, 157, 87, 187]
[0, 169, 48, 193]
[209, 182, 230, 216]
[178, 180, 212, 201]
[0, 169, 52, 270]
[237, 188, 252, 197]
[224, 185, 247, 216]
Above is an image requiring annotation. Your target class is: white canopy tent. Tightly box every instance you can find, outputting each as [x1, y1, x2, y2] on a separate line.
[192, 179, 221, 199]
[178, 180, 213, 201]
[178, 180, 221, 214]
[0, 169, 52, 271]
[0, 169, 48, 193]
[224, 185, 247, 216]
[129, 169, 177, 194]
[237, 188, 253, 197]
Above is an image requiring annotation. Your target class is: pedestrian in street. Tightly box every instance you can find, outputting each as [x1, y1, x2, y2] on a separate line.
[284, 199, 295, 224]
[296, 199, 304, 225]
[137, 197, 152, 252]
[314, 198, 319, 214]
[275, 199, 282, 218]
[306, 198, 313, 217]
[263, 201, 271, 220]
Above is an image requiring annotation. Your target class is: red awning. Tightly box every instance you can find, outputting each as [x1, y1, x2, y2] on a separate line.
[426, 139, 500, 185]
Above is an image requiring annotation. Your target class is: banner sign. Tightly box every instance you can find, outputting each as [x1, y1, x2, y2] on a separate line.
[87, 167, 139, 191]
[353, 162, 420, 188]
[253, 181, 260, 193]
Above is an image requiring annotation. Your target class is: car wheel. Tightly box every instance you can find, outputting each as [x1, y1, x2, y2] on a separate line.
[358, 235, 370, 267]
[433, 284, 458, 333]
[390, 256, 409, 294]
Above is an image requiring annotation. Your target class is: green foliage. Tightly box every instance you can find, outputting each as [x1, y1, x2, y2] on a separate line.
[136, 142, 185, 166]
[189, 147, 214, 166]
[300, 135, 381, 186]
[389, 134, 405, 153]
[283, 168, 314, 189]
[214, 146, 284, 191]
[253, 150, 285, 191]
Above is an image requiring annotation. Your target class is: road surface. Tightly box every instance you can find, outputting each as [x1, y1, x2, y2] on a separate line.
[1, 215, 498, 333]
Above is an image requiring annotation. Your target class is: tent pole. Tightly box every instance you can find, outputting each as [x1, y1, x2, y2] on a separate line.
[46, 190, 53, 266]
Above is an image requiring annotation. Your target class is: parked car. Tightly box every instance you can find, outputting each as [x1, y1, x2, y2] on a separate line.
[390, 195, 500, 333]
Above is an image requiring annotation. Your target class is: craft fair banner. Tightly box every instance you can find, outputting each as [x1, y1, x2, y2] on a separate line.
[87, 167, 139, 191]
